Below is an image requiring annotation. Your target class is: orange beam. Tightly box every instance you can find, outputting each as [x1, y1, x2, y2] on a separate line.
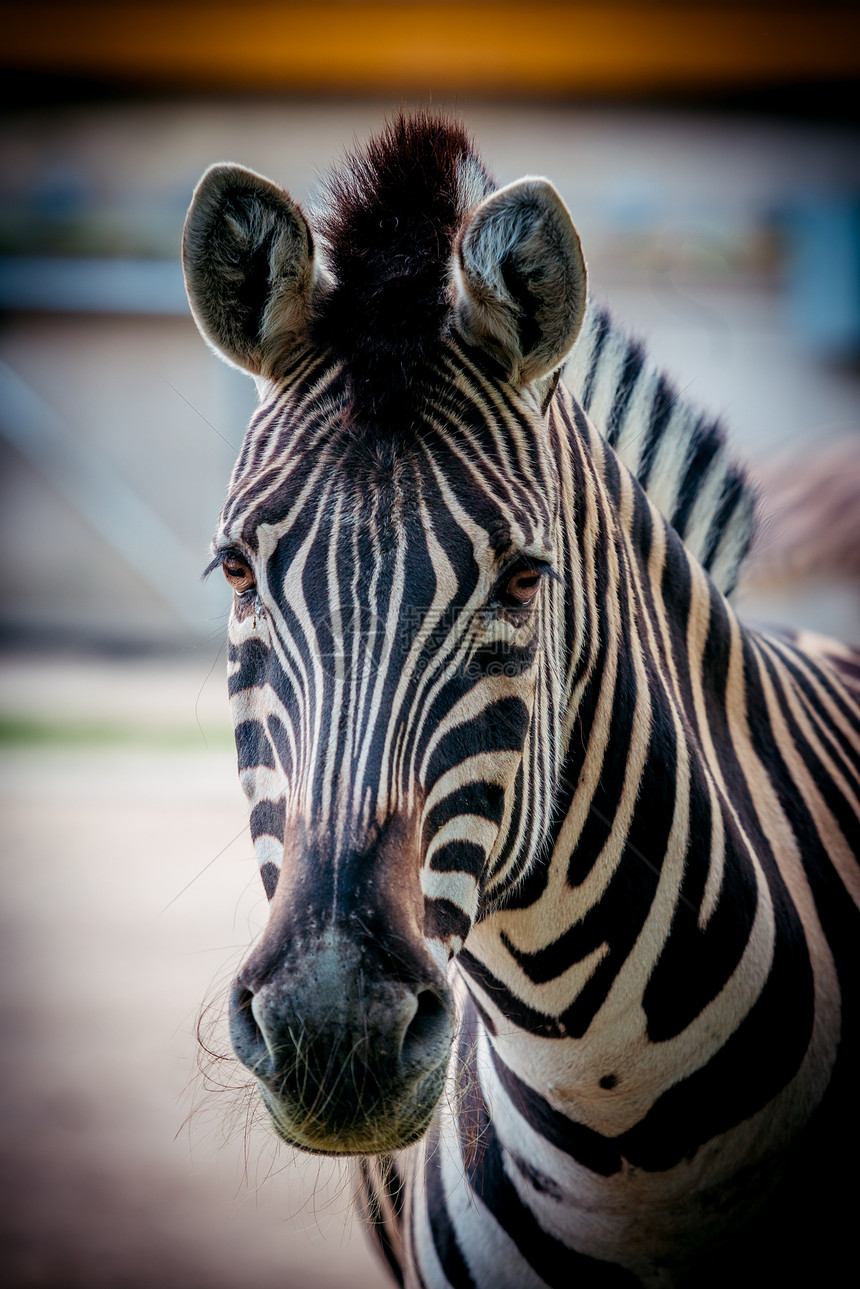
[2, 3, 859, 96]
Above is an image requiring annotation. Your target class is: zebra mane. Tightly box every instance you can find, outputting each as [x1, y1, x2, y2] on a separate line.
[313, 113, 757, 597]
[566, 300, 759, 599]
[314, 112, 493, 421]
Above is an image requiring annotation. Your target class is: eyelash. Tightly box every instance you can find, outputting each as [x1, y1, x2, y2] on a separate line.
[202, 553, 554, 609]
[203, 550, 232, 578]
[204, 549, 257, 596]
[491, 559, 554, 610]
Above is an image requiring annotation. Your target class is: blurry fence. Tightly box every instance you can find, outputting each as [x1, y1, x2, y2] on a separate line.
[0, 98, 858, 650]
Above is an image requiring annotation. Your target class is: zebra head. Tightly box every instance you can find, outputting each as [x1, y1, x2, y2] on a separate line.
[183, 117, 587, 1155]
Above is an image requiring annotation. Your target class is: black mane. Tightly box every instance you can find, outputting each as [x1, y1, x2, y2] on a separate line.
[313, 112, 494, 422]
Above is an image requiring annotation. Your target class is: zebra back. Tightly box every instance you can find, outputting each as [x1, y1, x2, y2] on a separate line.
[567, 300, 758, 599]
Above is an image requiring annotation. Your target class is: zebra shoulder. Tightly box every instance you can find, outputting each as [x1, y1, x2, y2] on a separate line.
[566, 299, 758, 600]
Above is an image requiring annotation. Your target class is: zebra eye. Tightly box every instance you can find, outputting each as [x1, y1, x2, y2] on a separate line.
[501, 569, 541, 607]
[222, 555, 256, 595]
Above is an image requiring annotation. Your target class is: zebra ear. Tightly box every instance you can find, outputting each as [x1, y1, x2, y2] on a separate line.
[454, 178, 587, 386]
[182, 164, 317, 378]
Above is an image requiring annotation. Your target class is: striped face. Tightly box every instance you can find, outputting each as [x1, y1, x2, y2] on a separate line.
[216, 344, 571, 1151]
[183, 118, 587, 1153]
[218, 341, 563, 953]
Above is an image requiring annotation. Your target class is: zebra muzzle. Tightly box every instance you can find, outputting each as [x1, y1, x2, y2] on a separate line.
[229, 929, 454, 1154]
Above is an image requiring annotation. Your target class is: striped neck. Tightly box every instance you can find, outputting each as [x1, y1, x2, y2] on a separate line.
[462, 381, 761, 1100]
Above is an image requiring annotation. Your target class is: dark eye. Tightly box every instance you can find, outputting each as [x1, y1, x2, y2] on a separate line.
[501, 568, 541, 607]
[222, 555, 256, 595]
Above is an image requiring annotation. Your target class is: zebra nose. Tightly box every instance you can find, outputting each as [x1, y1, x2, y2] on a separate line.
[228, 975, 453, 1086]
[397, 984, 454, 1076]
[228, 981, 272, 1077]
[227, 928, 455, 1151]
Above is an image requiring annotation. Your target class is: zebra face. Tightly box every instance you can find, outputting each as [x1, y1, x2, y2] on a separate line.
[183, 117, 587, 1154]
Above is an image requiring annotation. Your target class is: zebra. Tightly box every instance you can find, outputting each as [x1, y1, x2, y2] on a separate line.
[182, 113, 860, 1287]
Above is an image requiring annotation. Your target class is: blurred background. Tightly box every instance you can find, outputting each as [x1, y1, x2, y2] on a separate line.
[1, 3, 858, 1286]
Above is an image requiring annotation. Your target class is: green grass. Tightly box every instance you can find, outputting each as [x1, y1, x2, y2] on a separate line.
[0, 715, 234, 750]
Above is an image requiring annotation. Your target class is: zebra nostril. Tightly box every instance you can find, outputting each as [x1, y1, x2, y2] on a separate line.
[229, 982, 271, 1075]
[400, 987, 453, 1075]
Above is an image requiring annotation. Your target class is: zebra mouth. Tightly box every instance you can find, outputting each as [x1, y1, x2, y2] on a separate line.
[255, 1059, 448, 1156]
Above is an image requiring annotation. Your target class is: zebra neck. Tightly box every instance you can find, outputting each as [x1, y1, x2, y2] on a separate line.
[461, 392, 770, 1110]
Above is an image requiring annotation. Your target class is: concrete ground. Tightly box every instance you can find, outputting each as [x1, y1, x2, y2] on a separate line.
[0, 654, 386, 1289]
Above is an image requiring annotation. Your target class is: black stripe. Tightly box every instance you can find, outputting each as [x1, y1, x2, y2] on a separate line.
[425, 781, 505, 838]
[672, 418, 721, 538]
[606, 339, 645, 446]
[249, 798, 285, 841]
[260, 861, 279, 900]
[235, 719, 275, 770]
[358, 1157, 406, 1287]
[424, 898, 472, 943]
[580, 308, 612, 411]
[424, 1122, 477, 1289]
[428, 841, 486, 876]
[456, 1019, 640, 1286]
[636, 373, 675, 490]
[488, 1043, 622, 1176]
[699, 468, 746, 576]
